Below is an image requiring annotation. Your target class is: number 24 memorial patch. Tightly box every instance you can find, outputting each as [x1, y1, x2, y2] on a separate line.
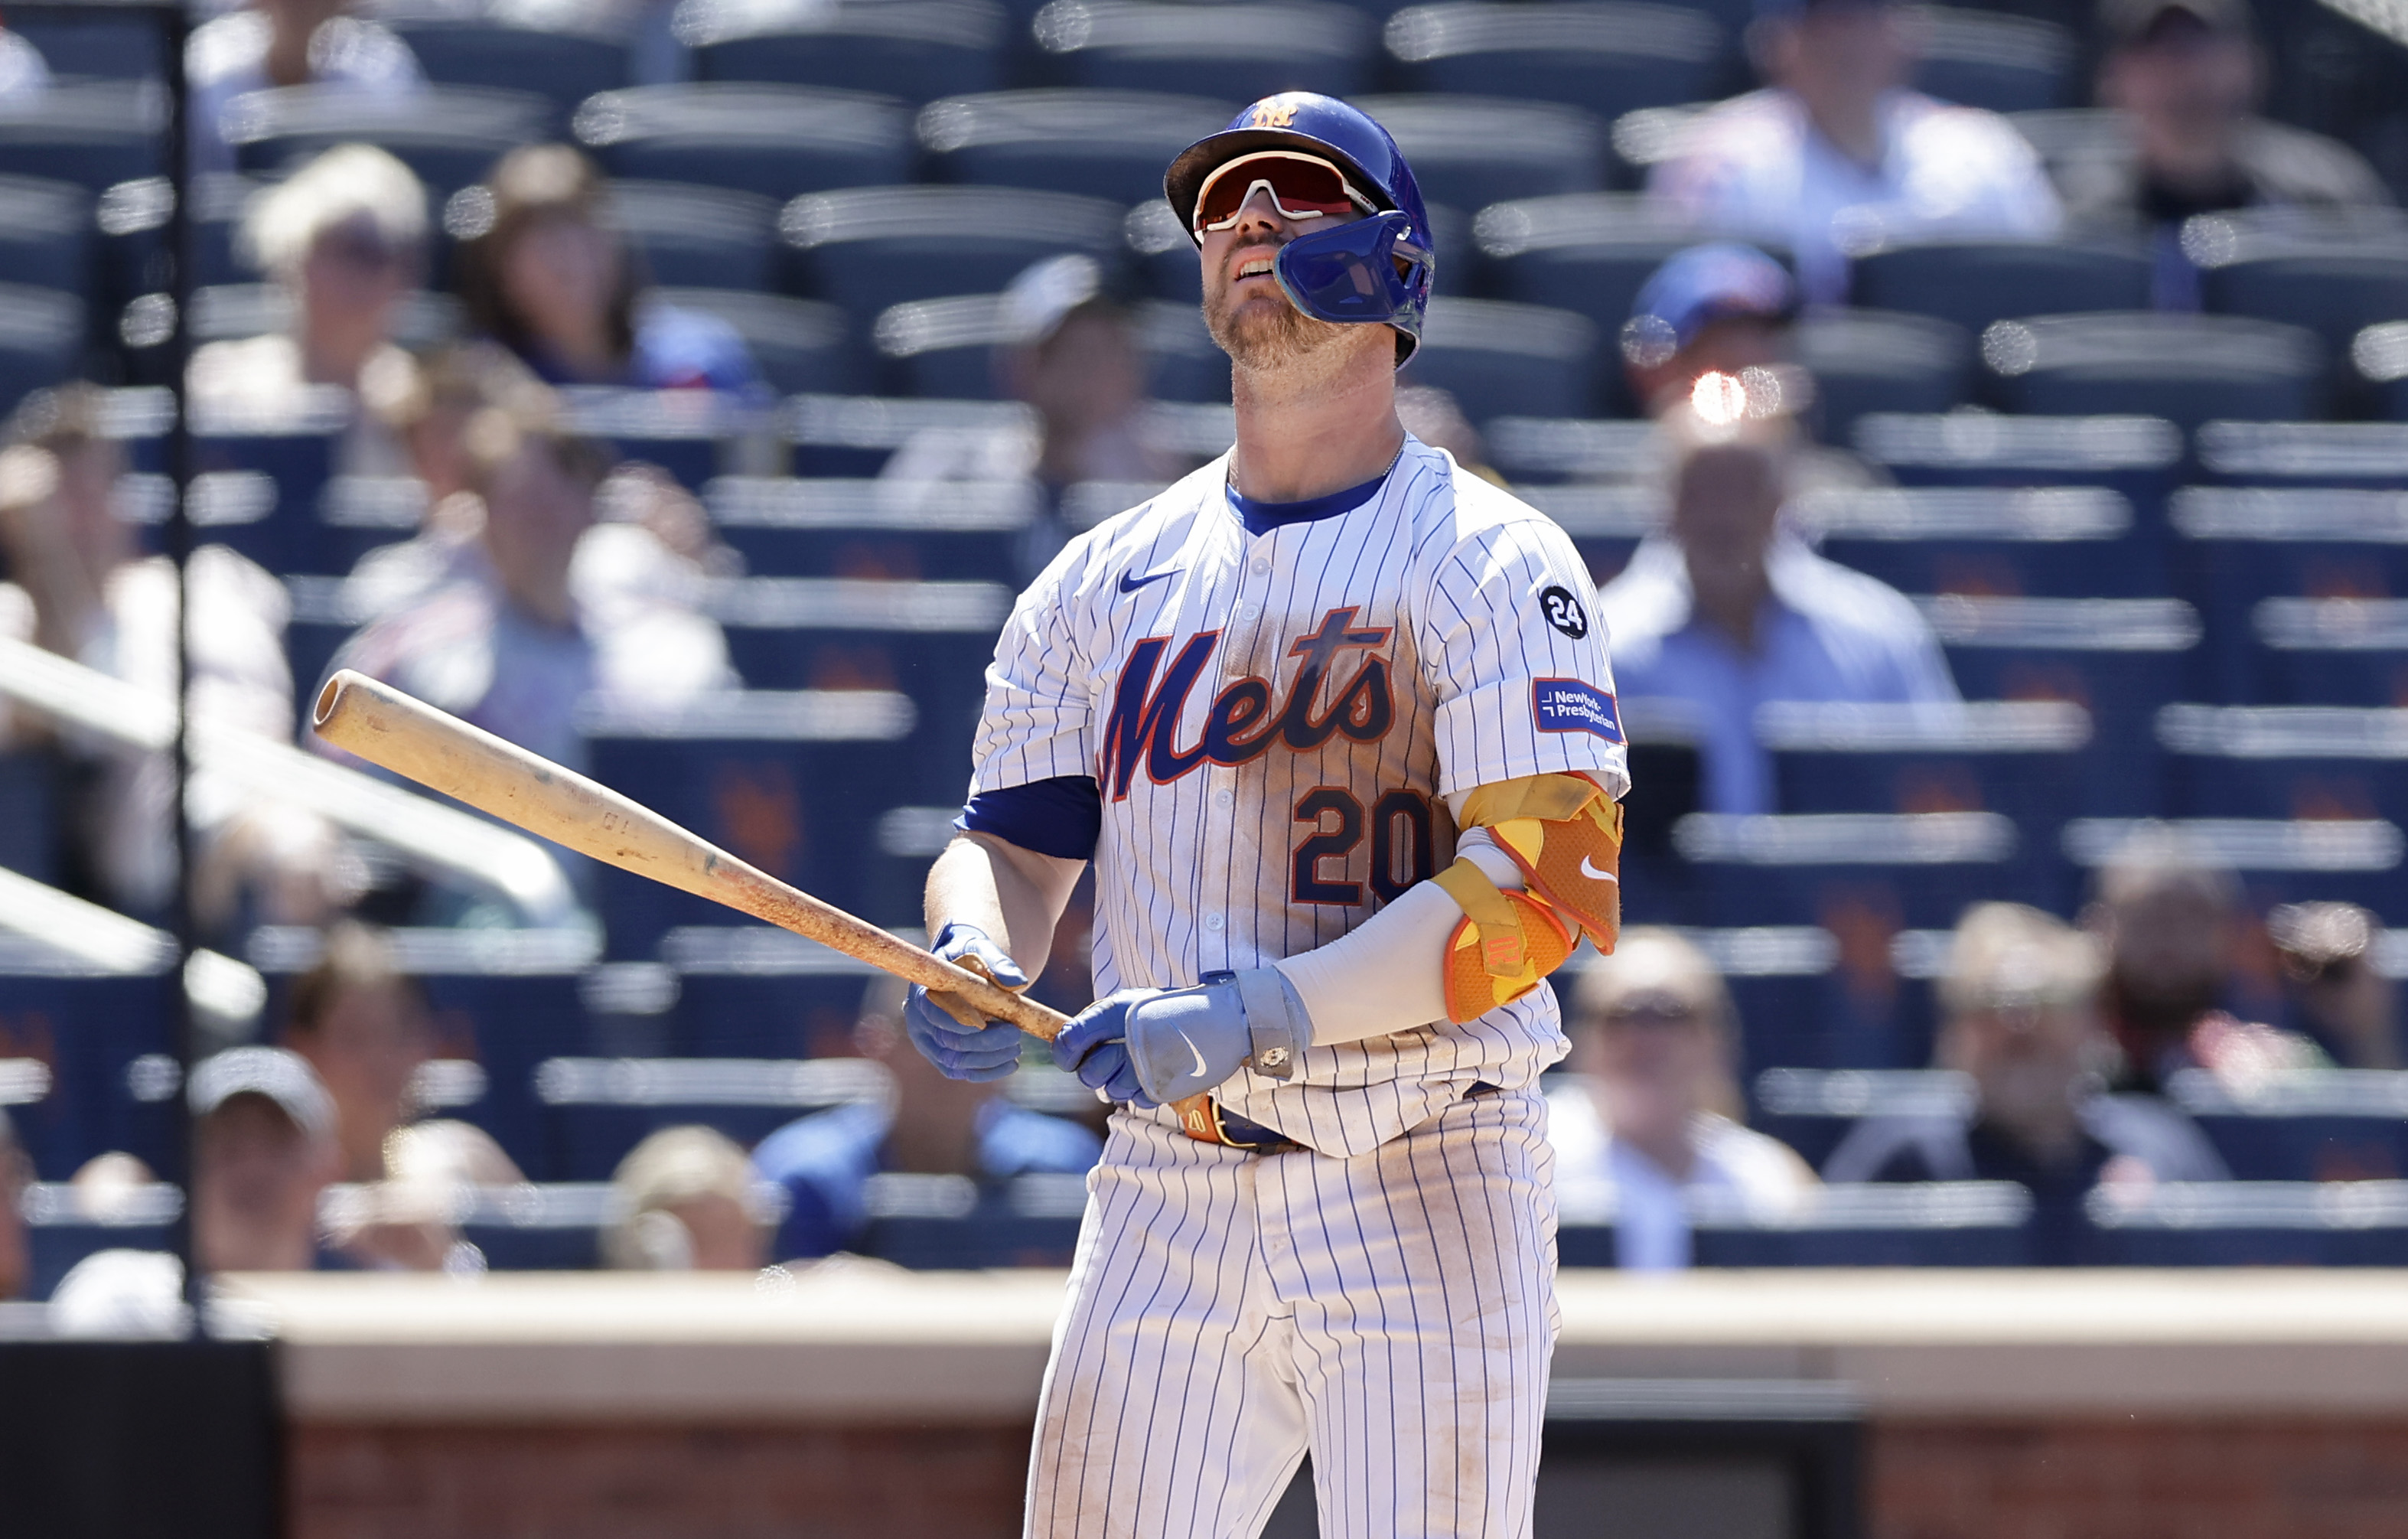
[1532, 679, 1622, 742]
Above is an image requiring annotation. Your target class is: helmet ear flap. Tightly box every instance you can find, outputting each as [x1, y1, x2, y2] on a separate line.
[1271, 210, 1432, 360]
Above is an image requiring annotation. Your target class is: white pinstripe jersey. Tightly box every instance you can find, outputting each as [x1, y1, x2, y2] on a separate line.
[971, 437, 1629, 1156]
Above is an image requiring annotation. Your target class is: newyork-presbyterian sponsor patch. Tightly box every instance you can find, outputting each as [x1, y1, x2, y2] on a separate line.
[1532, 678, 1622, 742]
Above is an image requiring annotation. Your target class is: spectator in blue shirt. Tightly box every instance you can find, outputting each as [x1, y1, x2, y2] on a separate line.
[754, 977, 1102, 1261]
[1598, 405, 1958, 814]
[452, 144, 761, 396]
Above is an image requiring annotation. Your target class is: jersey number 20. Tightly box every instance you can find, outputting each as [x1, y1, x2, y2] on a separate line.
[1292, 788, 1434, 905]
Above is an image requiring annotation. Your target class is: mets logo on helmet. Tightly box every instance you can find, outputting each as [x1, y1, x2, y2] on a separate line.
[1249, 100, 1298, 129]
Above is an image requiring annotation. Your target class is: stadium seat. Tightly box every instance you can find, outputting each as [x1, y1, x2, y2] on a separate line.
[1925, 594, 2201, 817]
[452, 1182, 608, 1271]
[251, 927, 595, 1182]
[2195, 420, 2408, 489]
[1748, 1067, 1973, 1172]
[309, 477, 427, 590]
[862, 1173, 1088, 1269]
[0, 281, 78, 419]
[1347, 96, 1612, 211]
[1685, 1183, 2037, 1268]
[780, 185, 1125, 318]
[1482, 416, 1657, 485]
[650, 288, 854, 396]
[1400, 297, 1598, 422]
[9, 10, 165, 81]
[705, 476, 1040, 581]
[536, 1055, 886, 1180]
[2193, 210, 2408, 402]
[2169, 485, 2408, 703]
[379, 10, 634, 127]
[1846, 238, 2150, 341]
[1033, 1, 1374, 100]
[2079, 1181, 2408, 1267]
[0, 80, 164, 192]
[782, 392, 1033, 477]
[178, 391, 350, 573]
[0, 942, 178, 1182]
[609, 181, 778, 293]
[2163, 1069, 2408, 1184]
[874, 290, 1224, 402]
[2061, 814, 2408, 926]
[917, 91, 1237, 208]
[224, 85, 550, 201]
[1673, 809, 2035, 930]
[1979, 312, 2325, 429]
[1911, 7, 2072, 113]
[663, 927, 894, 1058]
[573, 86, 915, 205]
[1383, 3, 1727, 122]
[1804, 483, 2157, 598]
[679, 0, 1008, 101]
[580, 691, 929, 958]
[1794, 309, 1973, 445]
[1852, 412, 2185, 559]
[557, 386, 761, 490]
[0, 752, 58, 884]
[2157, 704, 2408, 830]
[21, 1180, 180, 1299]
[1517, 483, 1662, 584]
[0, 175, 89, 302]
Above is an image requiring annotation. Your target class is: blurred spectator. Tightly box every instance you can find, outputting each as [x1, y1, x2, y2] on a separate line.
[1550, 930, 1817, 1272]
[1395, 385, 1501, 485]
[189, 144, 428, 477]
[0, 1107, 25, 1301]
[187, 0, 425, 177]
[604, 1126, 771, 1271]
[0, 386, 301, 921]
[2086, 831, 2325, 1094]
[1826, 903, 2227, 1260]
[454, 144, 760, 394]
[1598, 405, 1957, 814]
[882, 253, 1189, 579]
[2270, 902, 2400, 1071]
[1621, 243, 1801, 421]
[2067, 0, 2390, 308]
[322, 397, 735, 778]
[0, 22, 49, 103]
[282, 921, 432, 1184]
[753, 977, 1101, 1261]
[1648, 0, 2061, 304]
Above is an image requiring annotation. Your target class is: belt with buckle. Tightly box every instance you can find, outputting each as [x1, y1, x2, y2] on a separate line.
[1177, 1081, 1504, 1155]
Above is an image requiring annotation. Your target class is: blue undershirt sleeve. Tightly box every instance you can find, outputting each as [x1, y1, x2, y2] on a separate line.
[956, 774, 1103, 861]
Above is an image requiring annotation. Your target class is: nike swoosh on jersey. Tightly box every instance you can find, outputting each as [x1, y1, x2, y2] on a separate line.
[1177, 1030, 1209, 1078]
[1579, 855, 1620, 884]
[1119, 566, 1180, 595]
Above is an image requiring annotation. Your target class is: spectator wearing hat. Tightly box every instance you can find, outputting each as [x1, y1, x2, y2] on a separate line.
[454, 144, 760, 396]
[1550, 929, 1817, 1273]
[752, 977, 1100, 1261]
[2269, 902, 2399, 1071]
[1827, 904, 2228, 1260]
[1648, 0, 2061, 305]
[1621, 243, 1801, 421]
[2064, 0, 2392, 308]
[187, 1, 424, 177]
[604, 1127, 773, 1271]
[882, 253, 1193, 579]
[1598, 404, 1956, 814]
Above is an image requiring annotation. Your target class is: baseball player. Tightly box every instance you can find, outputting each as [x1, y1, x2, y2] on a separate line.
[904, 94, 1630, 1539]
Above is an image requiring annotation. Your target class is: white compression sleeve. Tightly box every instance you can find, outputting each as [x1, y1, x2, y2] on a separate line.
[1270, 829, 1524, 1047]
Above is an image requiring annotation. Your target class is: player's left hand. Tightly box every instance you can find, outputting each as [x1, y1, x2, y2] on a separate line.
[1053, 969, 1312, 1107]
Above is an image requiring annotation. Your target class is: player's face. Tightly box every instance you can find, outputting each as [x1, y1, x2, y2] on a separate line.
[1198, 182, 1350, 371]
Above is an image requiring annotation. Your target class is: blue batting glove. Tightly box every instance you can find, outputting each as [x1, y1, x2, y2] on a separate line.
[904, 922, 1031, 1081]
[1052, 969, 1313, 1107]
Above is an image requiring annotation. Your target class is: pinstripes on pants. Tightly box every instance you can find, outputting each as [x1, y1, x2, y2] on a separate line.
[1025, 1088, 1561, 1539]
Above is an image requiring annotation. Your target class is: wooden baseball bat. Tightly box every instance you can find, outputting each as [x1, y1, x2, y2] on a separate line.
[310, 670, 1070, 1042]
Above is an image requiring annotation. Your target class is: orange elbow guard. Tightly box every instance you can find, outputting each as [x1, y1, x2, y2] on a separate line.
[1455, 772, 1624, 954]
[1433, 859, 1576, 1024]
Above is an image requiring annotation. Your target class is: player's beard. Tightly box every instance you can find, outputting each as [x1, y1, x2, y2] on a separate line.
[1204, 245, 1351, 373]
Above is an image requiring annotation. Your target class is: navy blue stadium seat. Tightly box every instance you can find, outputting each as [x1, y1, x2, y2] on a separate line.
[781, 185, 1125, 318]
[9, 11, 165, 81]
[1517, 483, 1660, 585]
[1347, 95, 1612, 211]
[917, 90, 1237, 208]
[781, 392, 1035, 478]
[2164, 1069, 2408, 1183]
[682, 0, 1008, 103]
[180, 396, 348, 575]
[1911, 7, 2071, 113]
[0, 175, 90, 302]
[611, 181, 779, 293]
[380, 11, 634, 127]
[2170, 484, 2408, 703]
[308, 478, 426, 591]
[1846, 238, 2149, 342]
[2078, 1181, 2408, 1267]
[581, 692, 928, 958]
[650, 288, 852, 396]
[555, 387, 757, 491]
[2194, 211, 2408, 403]
[20, 1181, 180, 1299]
[1482, 416, 1656, 486]
[574, 86, 915, 206]
[0, 942, 178, 1182]
[0, 752, 60, 884]
[1853, 412, 2185, 514]
[0, 281, 81, 420]
[536, 1054, 886, 1180]
[2158, 705, 2408, 832]
[0, 81, 163, 192]
[1806, 483, 2153, 598]
[1400, 297, 1598, 423]
[1748, 1067, 1972, 1172]
[1034, 1, 1373, 100]
[706, 476, 1039, 581]
[2195, 421, 2408, 490]
[1980, 312, 2325, 429]
[872, 291, 1228, 402]
[2245, 598, 2408, 709]
[663, 927, 893, 1058]
[223, 86, 551, 200]
[1383, 3, 1726, 122]
[2061, 814, 2408, 927]
[1924, 594, 2200, 817]
[455, 1183, 608, 1271]
[861, 1172, 1088, 1268]
[251, 927, 594, 1182]
[1686, 1182, 2035, 1267]
[1794, 309, 1973, 445]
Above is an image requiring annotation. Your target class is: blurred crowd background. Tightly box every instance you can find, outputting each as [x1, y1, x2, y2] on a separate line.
[9, 0, 2408, 1319]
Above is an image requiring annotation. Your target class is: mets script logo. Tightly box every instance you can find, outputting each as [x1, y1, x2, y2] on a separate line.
[1099, 607, 1393, 799]
[1248, 99, 1298, 129]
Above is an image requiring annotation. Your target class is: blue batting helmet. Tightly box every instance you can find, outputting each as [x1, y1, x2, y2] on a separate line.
[1165, 93, 1435, 365]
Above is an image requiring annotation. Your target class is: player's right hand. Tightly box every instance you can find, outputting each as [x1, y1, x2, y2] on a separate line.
[904, 922, 1030, 1081]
